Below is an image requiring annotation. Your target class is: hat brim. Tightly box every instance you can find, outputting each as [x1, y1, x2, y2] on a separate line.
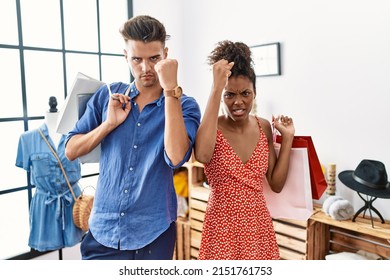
[338, 170, 390, 198]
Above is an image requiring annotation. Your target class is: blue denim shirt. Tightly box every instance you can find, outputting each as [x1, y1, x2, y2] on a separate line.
[66, 82, 201, 250]
[16, 124, 84, 251]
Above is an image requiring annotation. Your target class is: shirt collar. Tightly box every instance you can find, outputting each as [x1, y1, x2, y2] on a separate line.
[39, 123, 50, 136]
[130, 82, 164, 107]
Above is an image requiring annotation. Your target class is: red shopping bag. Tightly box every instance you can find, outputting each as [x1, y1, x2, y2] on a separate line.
[276, 135, 327, 199]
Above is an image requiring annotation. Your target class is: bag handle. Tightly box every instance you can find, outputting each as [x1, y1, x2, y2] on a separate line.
[38, 129, 77, 202]
[271, 115, 279, 144]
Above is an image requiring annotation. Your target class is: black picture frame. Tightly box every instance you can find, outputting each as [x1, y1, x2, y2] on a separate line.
[251, 42, 281, 77]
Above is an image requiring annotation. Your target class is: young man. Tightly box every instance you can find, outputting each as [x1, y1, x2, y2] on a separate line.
[65, 15, 201, 260]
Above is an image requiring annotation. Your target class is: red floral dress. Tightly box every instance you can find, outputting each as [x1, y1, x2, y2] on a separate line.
[198, 119, 280, 260]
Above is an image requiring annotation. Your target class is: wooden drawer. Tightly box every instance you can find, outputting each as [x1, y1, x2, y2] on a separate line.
[173, 217, 191, 260]
[273, 218, 308, 260]
[189, 185, 210, 259]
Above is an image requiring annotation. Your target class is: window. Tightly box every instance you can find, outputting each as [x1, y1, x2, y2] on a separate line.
[0, 0, 132, 260]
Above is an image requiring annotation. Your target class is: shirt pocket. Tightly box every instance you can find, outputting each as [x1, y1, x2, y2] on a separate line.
[64, 160, 81, 184]
[31, 153, 52, 178]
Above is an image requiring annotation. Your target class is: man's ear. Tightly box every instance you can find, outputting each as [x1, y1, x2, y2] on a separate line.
[123, 49, 128, 60]
[163, 47, 168, 59]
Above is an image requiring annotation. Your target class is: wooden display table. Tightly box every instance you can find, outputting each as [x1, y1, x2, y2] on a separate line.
[185, 159, 390, 260]
[307, 207, 390, 259]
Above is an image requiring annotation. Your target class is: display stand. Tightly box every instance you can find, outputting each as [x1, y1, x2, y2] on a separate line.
[352, 192, 385, 227]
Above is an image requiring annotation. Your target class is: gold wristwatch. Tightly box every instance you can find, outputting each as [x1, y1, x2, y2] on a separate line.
[164, 85, 183, 99]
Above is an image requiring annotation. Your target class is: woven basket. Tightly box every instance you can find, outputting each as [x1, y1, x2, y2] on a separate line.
[73, 195, 94, 232]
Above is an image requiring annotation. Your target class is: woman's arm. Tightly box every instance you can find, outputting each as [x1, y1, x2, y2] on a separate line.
[264, 115, 295, 193]
[194, 60, 234, 163]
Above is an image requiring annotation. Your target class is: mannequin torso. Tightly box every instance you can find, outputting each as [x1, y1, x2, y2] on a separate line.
[45, 111, 62, 148]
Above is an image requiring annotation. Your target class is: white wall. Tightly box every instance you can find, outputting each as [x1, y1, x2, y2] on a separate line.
[133, 0, 390, 220]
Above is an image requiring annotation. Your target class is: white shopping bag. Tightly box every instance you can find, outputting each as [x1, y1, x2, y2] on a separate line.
[263, 143, 313, 221]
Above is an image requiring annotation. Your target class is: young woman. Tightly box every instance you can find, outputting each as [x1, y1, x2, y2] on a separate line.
[195, 40, 295, 260]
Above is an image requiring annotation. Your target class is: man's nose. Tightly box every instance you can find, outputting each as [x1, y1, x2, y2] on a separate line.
[141, 60, 152, 72]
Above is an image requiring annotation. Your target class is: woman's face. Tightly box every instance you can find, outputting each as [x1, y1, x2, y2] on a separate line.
[222, 75, 255, 122]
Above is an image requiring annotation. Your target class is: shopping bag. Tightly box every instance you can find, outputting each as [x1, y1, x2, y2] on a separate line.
[276, 135, 327, 200]
[56, 72, 104, 135]
[56, 72, 104, 163]
[263, 143, 313, 220]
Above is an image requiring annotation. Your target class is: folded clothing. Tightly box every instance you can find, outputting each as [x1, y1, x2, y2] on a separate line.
[322, 195, 343, 215]
[322, 195, 354, 221]
[325, 250, 383, 260]
[325, 252, 368, 260]
[328, 199, 354, 220]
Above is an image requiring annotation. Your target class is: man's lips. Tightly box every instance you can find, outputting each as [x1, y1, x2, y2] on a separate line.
[141, 74, 154, 79]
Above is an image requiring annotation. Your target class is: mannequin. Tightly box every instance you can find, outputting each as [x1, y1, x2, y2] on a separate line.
[45, 96, 62, 148]
[15, 96, 84, 252]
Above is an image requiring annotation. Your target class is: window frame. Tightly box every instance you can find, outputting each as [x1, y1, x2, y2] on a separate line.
[0, 0, 133, 260]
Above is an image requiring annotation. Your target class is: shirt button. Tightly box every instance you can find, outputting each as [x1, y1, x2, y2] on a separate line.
[120, 212, 125, 216]
[133, 145, 137, 149]
[129, 167, 133, 171]
[124, 189, 128, 193]
[137, 123, 141, 127]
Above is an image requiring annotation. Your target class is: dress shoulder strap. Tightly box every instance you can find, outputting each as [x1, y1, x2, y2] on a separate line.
[253, 115, 263, 131]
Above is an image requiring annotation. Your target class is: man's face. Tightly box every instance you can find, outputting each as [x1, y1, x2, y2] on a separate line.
[124, 40, 167, 89]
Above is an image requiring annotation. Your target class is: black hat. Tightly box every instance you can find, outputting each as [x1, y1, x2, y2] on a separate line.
[338, 159, 390, 198]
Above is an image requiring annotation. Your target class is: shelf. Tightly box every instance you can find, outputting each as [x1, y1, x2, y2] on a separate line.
[307, 207, 390, 259]
[310, 208, 390, 240]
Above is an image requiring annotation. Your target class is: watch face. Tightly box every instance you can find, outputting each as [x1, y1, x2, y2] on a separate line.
[174, 86, 183, 97]
[165, 86, 183, 99]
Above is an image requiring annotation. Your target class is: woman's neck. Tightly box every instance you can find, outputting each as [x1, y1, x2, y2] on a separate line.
[222, 114, 252, 132]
